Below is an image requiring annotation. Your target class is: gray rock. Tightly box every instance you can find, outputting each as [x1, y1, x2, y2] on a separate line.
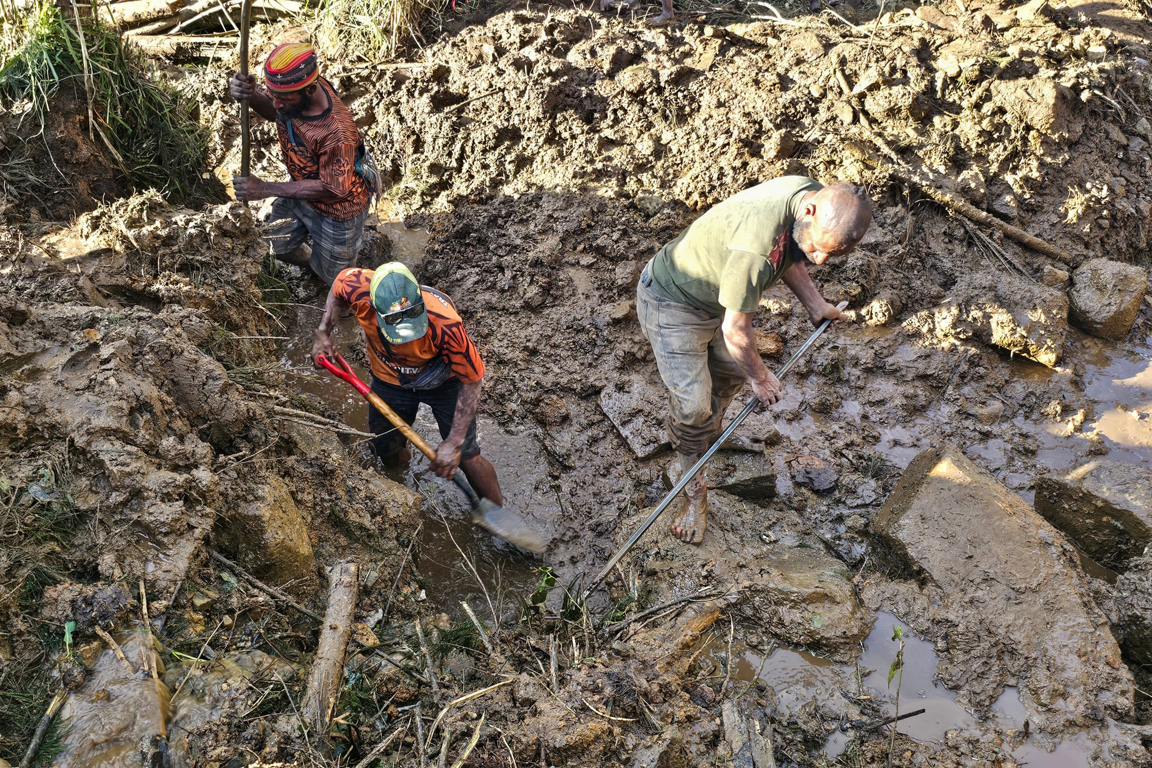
[874, 444, 1134, 732]
[1035, 460, 1152, 572]
[1067, 258, 1148, 340]
[990, 192, 1018, 221]
[1105, 555, 1152, 665]
[902, 270, 1067, 367]
[789, 454, 839, 493]
[599, 371, 670, 459]
[664, 450, 776, 502]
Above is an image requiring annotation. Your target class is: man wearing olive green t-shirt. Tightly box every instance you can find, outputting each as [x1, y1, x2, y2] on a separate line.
[637, 176, 872, 545]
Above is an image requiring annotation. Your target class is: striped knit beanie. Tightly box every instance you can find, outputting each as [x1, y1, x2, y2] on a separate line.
[264, 43, 319, 93]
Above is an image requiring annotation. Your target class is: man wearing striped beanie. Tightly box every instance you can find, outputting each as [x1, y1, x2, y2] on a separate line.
[228, 43, 380, 285]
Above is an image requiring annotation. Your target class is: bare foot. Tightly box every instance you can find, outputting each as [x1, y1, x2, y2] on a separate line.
[670, 490, 708, 544]
[647, 9, 673, 25]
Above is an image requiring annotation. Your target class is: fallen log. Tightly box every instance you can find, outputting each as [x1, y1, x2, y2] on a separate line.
[126, 33, 236, 62]
[301, 560, 358, 743]
[100, 0, 181, 26]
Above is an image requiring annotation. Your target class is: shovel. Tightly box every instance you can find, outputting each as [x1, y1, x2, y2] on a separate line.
[582, 301, 849, 599]
[316, 354, 548, 553]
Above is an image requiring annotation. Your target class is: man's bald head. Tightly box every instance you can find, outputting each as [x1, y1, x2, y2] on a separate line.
[793, 182, 873, 264]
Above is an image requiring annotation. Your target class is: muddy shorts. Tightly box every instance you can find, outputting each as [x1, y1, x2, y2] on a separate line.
[268, 197, 367, 285]
[636, 260, 747, 456]
[367, 375, 481, 461]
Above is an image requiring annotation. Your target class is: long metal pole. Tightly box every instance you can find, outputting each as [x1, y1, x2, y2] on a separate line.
[583, 301, 848, 600]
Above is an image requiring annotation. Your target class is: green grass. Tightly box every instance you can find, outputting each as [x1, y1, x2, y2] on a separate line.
[0, 0, 206, 199]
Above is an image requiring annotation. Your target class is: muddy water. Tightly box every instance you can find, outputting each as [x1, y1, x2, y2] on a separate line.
[56, 632, 170, 768]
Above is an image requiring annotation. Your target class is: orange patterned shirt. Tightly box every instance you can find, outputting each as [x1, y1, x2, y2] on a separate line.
[332, 268, 487, 386]
[275, 79, 372, 222]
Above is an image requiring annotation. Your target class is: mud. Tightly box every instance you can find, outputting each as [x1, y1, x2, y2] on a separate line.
[4, 0, 1152, 765]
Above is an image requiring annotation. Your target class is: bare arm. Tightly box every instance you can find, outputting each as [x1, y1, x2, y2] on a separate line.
[432, 378, 483, 477]
[311, 286, 351, 362]
[781, 262, 840, 327]
[721, 309, 782, 405]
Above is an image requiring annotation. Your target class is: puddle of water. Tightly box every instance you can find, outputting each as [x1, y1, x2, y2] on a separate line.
[854, 613, 978, 747]
[1077, 333, 1152, 463]
[407, 413, 557, 616]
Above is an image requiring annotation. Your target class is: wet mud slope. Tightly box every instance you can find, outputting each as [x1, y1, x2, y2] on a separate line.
[2, 0, 1152, 766]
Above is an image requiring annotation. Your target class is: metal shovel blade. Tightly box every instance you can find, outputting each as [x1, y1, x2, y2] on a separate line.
[471, 499, 548, 553]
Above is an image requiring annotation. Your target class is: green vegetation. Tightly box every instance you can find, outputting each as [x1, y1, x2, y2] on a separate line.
[0, 0, 206, 198]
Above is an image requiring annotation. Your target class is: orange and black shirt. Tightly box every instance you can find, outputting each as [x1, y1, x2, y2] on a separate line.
[333, 268, 487, 387]
[275, 79, 372, 222]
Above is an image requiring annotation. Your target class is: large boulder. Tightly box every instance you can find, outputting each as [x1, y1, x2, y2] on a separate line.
[902, 271, 1067, 367]
[873, 444, 1133, 732]
[217, 473, 316, 588]
[1035, 460, 1152, 572]
[1067, 258, 1148, 341]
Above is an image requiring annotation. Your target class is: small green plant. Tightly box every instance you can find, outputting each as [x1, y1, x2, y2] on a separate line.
[526, 566, 557, 609]
[886, 625, 905, 768]
[63, 620, 76, 660]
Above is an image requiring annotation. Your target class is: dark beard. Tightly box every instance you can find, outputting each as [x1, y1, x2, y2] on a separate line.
[276, 89, 313, 119]
[792, 218, 814, 261]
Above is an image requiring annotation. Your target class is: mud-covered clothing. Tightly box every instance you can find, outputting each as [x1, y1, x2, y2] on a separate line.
[332, 268, 487, 387]
[649, 176, 822, 316]
[637, 263, 745, 456]
[368, 375, 481, 460]
[275, 78, 372, 222]
[270, 197, 366, 285]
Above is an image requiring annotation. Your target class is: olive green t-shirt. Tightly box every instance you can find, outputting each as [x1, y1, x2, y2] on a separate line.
[649, 176, 823, 316]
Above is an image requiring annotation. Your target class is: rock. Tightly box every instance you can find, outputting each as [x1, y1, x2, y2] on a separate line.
[990, 193, 1018, 221]
[190, 592, 217, 611]
[789, 454, 839, 493]
[608, 299, 635, 323]
[1035, 461, 1152, 572]
[634, 197, 665, 217]
[874, 444, 1134, 731]
[1015, 0, 1053, 21]
[1067, 259, 1147, 340]
[755, 331, 783, 356]
[902, 270, 1067, 367]
[934, 40, 983, 79]
[1040, 264, 1069, 287]
[915, 4, 957, 30]
[737, 542, 873, 661]
[599, 371, 670, 459]
[615, 259, 642, 288]
[1136, 116, 1152, 138]
[1085, 45, 1107, 61]
[664, 450, 776, 502]
[859, 292, 902, 326]
[1103, 555, 1152, 664]
[991, 78, 1084, 142]
[218, 474, 316, 588]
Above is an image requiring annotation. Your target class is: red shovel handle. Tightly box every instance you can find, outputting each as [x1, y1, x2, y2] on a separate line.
[316, 354, 371, 398]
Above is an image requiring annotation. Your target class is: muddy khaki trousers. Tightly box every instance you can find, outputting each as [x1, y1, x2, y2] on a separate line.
[636, 262, 746, 456]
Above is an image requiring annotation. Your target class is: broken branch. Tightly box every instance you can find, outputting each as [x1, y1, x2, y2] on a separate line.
[301, 560, 358, 743]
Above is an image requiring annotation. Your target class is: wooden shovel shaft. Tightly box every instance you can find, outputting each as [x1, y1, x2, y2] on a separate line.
[238, 0, 253, 177]
[364, 389, 438, 460]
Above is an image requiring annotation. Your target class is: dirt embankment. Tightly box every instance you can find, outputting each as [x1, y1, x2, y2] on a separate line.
[2, 0, 1152, 766]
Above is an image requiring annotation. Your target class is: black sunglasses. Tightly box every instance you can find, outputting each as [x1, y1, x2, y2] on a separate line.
[380, 302, 425, 325]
